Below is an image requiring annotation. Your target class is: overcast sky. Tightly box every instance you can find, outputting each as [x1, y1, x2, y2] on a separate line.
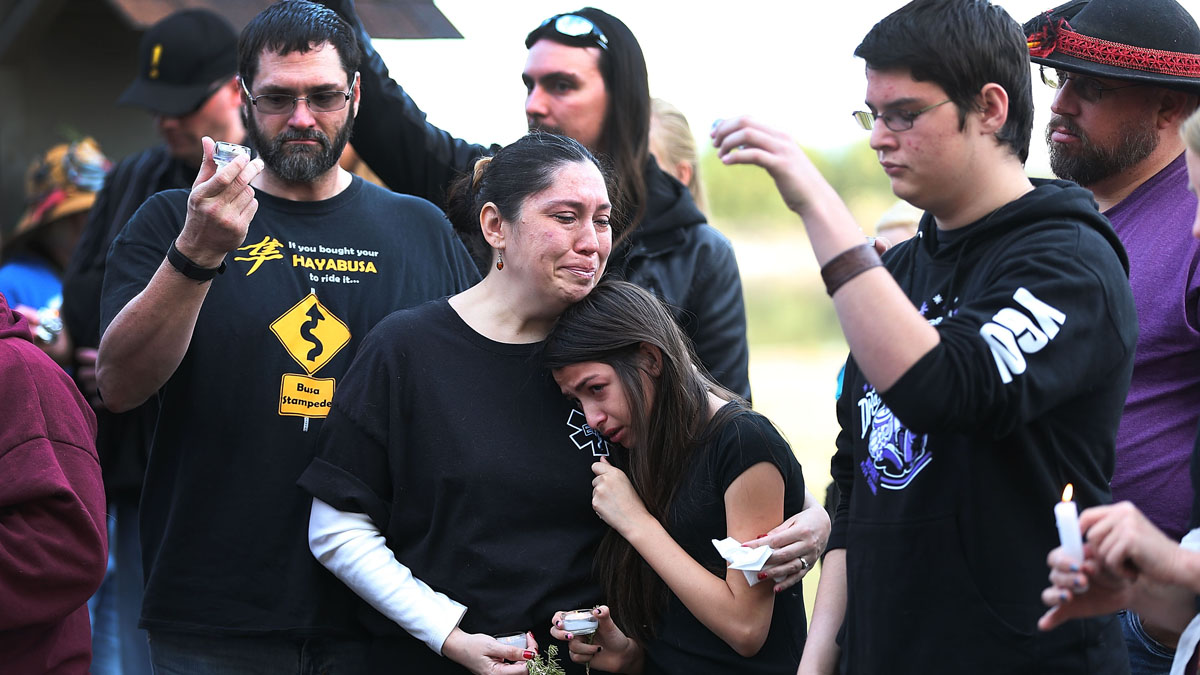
[373, 0, 1200, 178]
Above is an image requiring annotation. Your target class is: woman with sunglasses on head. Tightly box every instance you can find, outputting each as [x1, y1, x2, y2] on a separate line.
[544, 279, 807, 674]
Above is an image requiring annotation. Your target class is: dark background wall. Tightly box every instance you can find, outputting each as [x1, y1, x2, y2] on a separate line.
[0, 0, 458, 234]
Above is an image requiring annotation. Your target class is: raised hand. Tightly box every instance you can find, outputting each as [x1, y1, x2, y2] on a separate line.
[174, 136, 264, 270]
[591, 457, 653, 538]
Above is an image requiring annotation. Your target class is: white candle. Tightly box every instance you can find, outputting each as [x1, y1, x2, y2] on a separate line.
[494, 632, 528, 649]
[1054, 483, 1084, 562]
[563, 609, 598, 635]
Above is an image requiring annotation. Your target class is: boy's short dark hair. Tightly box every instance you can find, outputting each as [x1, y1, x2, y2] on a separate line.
[855, 0, 1033, 163]
[238, 0, 362, 90]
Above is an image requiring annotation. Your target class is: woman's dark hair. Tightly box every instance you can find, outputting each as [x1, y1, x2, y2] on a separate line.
[238, 0, 362, 90]
[525, 8, 649, 242]
[543, 278, 742, 641]
[855, 0, 1034, 163]
[444, 131, 613, 274]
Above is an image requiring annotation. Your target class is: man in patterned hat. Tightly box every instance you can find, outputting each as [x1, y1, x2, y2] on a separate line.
[1025, 1, 1200, 671]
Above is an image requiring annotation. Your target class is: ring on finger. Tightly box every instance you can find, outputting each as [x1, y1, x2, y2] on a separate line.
[799, 557, 810, 570]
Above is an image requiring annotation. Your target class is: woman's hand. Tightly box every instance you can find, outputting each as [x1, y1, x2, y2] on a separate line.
[745, 499, 831, 592]
[550, 606, 643, 673]
[440, 627, 536, 675]
[592, 457, 653, 538]
[1038, 543, 1134, 631]
[1079, 502, 1186, 585]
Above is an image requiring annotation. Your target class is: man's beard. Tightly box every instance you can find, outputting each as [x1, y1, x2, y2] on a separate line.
[1046, 114, 1158, 188]
[245, 109, 353, 184]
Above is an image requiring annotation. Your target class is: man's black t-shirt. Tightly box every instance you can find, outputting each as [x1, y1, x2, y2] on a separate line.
[100, 177, 479, 636]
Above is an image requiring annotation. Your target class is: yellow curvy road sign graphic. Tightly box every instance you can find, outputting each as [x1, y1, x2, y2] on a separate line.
[269, 293, 350, 375]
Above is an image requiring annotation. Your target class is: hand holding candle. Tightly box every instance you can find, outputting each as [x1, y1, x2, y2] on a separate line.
[1054, 483, 1084, 563]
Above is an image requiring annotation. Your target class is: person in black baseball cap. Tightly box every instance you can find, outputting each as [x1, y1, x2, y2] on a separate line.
[1026, 2, 1200, 673]
[58, 10, 248, 674]
[118, 9, 245, 164]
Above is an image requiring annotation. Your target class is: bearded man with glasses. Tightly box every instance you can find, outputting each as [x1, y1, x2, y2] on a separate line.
[95, 2, 478, 671]
[1023, 1, 1200, 672]
[57, 10, 249, 674]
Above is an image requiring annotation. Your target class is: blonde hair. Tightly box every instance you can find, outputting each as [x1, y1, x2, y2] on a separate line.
[649, 98, 705, 212]
[1183, 108, 1200, 154]
[874, 200, 922, 243]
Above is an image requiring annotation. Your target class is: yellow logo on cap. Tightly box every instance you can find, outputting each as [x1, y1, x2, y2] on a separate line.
[150, 44, 162, 79]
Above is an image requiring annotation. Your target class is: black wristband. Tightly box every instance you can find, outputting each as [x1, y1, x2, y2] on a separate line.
[820, 243, 883, 296]
[167, 239, 226, 281]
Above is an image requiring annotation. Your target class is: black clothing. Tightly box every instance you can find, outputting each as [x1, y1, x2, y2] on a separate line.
[609, 160, 750, 399]
[1191, 420, 1200, 530]
[300, 299, 604, 674]
[829, 181, 1136, 674]
[645, 409, 806, 674]
[100, 180, 479, 636]
[61, 145, 194, 497]
[344, 17, 751, 399]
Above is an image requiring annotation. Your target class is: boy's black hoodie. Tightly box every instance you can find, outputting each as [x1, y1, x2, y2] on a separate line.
[829, 180, 1137, 674]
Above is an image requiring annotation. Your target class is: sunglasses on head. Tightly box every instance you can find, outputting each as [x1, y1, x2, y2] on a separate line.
[526, 13, 608, 51]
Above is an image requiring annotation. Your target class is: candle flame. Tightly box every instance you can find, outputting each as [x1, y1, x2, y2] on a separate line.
[1061, 483, 1074, 502]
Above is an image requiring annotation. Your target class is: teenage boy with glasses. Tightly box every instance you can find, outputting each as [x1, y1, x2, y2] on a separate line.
[95, 2, 478, 670]
[1024, 1, 1200, 672]
[714, 0, 1135, 672]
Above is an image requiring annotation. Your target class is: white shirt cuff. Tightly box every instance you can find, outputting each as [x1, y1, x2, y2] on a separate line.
[308, 497, 466, 654]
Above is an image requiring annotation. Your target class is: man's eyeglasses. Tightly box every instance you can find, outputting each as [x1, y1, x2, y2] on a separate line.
[852, 99, 953, 132]
[240, 73, 358, 115]
[526, 13, 608, 51]
[1039, 66, 1144, 103]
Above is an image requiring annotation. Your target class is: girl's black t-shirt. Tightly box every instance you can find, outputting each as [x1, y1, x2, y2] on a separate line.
[645, 409, 807, 674]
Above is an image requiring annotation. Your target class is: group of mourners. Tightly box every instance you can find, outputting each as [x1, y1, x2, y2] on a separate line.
[10, 0, 1200, 673]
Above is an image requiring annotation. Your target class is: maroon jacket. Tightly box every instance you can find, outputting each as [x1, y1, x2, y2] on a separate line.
[0, 292, 105, 673]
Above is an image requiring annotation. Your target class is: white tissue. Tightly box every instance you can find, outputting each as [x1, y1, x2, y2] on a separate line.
[712, 536, 774, 586]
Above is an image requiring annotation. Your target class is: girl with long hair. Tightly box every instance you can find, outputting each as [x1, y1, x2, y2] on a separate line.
[544, 279, 807, 674]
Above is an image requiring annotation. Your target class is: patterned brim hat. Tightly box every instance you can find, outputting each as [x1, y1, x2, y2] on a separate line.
[13, 138, 110, 236]
[1024, 0, 1200, 93]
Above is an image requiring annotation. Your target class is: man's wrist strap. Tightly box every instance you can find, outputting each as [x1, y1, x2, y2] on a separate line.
[821, 243, 883, 296]
[167, 239, 226, 281]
